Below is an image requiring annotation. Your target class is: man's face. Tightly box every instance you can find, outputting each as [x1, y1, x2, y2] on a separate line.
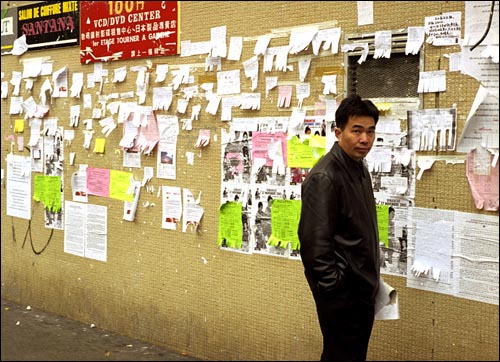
[335, 115, 376, 161]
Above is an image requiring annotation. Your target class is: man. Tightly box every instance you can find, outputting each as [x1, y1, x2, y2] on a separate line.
[298, 94, 381, 362]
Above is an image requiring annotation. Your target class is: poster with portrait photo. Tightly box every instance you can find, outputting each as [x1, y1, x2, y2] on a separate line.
[43, 121, 64, 230]
[375, 196, 412, 277]
[252, 164, 289, 186]
[221, 182, 249, 205]
[250, 131, 288, 186]
[370, 147, 416, 199]
[157, 140, 176, 179]
[372, 116, 409, 148]
[249, 185, 288, 258]
[283, 184, 301, 201]
[303, 115, 327, 137]
[289, 167, 309, 185]
[221, 128, 252, 184]
[220, 182, 252, 254]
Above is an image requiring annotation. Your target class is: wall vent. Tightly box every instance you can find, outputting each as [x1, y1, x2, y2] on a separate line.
[345, 29, 422, 98]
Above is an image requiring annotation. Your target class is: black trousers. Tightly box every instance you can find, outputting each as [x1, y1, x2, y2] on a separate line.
[313, 292, 375, 362]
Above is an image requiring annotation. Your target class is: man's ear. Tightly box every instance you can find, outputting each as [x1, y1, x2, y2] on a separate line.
[334, 127, 341, 138]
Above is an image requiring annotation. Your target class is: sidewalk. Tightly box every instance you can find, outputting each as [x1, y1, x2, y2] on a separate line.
[1, 299, 203, 361]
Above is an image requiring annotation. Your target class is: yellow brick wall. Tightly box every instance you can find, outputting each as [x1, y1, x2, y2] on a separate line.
[1, 1, 498, 360]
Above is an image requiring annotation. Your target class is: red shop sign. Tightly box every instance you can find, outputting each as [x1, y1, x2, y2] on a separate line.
[80, 1, 179, 64]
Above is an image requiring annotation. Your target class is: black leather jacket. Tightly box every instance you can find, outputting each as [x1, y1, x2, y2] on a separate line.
[298, 142, 380, 304]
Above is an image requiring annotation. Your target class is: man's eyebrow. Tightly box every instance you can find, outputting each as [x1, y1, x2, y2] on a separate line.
[351, 124, 376, 129]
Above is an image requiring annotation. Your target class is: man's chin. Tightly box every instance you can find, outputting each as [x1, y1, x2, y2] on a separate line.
[357, 149, 370, 158]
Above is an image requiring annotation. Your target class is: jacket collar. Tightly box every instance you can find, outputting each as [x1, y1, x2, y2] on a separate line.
[331, 142, 366, 180]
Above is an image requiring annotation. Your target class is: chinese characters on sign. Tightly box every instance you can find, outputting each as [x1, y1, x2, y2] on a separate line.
[80, 1, 180, 63]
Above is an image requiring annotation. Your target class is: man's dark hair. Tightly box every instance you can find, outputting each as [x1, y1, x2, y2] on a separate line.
[335, 94, 379, 130]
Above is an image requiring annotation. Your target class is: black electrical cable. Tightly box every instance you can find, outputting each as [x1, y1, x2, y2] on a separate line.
[471, 1, 496, 51]
[11, 217, 16, 242]
[21, 219, 54, 255]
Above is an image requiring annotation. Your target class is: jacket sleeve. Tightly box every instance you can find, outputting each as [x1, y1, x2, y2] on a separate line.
[298, 172, 347, 294]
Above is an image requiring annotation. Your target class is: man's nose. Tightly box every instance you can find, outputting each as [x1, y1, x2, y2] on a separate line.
[359, 132, 370, 142]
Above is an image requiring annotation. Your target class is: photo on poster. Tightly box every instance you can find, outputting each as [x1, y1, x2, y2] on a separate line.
[43, 123, 64, 230]
[221, 129, 252, 184]
[249, 185, 288, 258]
[250, 131, 288, 186]
[220, 182, 252, 253]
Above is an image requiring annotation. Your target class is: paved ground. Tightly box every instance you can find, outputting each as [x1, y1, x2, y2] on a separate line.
[1, 299, 204, 361]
